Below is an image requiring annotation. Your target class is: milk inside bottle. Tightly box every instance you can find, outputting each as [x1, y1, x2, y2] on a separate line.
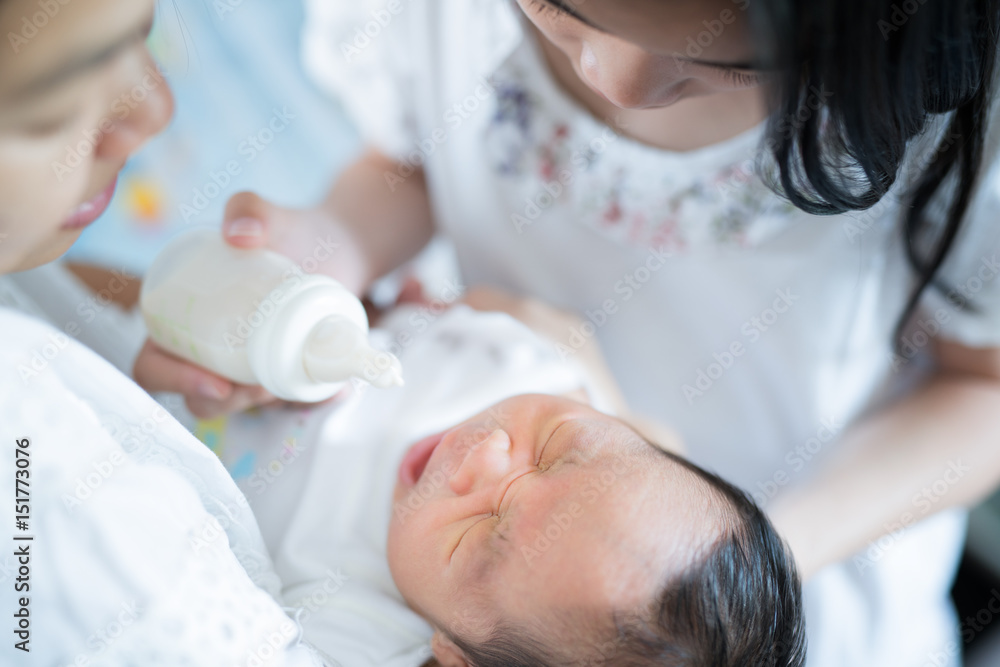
[140, 228, 402, 402]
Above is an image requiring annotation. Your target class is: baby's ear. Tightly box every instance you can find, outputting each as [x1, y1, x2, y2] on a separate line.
[431, 631, 470, 667]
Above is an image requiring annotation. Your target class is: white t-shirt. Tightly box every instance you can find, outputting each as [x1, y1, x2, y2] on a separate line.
[302, 2, 1000, 664]
[0, 276, 322, 666]
[213, 306, 596, 667]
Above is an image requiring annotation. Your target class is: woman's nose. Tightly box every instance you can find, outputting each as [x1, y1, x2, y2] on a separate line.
[578, 40, 668, 109]
[96, 49, 175, 161]
[448, 430, 514, 496]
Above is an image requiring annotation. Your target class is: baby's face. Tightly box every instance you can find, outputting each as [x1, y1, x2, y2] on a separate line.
[387, 395, 718, 649]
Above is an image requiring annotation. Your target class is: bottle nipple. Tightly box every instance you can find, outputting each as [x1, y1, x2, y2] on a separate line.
[302, 316, 403, 389]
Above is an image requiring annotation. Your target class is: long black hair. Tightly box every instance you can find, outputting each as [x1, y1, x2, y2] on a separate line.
[750, 0, 999, 348]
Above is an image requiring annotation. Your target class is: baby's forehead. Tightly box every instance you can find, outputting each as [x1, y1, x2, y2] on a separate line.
[553, 416, 657, 466]
[498, 442, 717, 568]
[491, 476, 717, 625]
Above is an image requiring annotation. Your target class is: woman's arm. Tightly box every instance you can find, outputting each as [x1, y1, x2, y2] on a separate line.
[223, 147, 436, 295]
[768, 340, 1000, 580]
[65, 262, 142, 309]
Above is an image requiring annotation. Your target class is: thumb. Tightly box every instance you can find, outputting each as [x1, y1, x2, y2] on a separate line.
[222, 191, 279, 249]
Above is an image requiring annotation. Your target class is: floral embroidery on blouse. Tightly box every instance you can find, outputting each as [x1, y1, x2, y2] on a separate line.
[483, 53, 801, 252]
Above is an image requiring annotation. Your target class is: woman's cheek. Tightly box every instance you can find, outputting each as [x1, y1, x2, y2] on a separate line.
[0, 137, 88, 240]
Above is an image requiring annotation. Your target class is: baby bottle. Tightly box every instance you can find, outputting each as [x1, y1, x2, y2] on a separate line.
[140, 228, 403, 402]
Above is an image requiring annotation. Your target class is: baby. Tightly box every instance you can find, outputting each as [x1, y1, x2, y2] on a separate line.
[216, 304, 806, 667]
[390, 394, 805, 667]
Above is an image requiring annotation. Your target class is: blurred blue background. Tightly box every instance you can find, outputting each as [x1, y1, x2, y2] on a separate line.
[66, 0, 361, 274]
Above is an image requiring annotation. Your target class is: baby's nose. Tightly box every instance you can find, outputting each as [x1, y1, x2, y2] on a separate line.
[448, 430, 514, 496]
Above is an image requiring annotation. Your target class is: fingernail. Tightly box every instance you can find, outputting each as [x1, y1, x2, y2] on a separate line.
[227, 217, 263, 238]
[197, 381, 229, 401]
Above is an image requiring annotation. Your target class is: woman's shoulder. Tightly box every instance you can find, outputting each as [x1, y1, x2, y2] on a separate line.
[302, 0, 521, 80]
[0, 305, 74, 368]
[0, 305, 162, 447]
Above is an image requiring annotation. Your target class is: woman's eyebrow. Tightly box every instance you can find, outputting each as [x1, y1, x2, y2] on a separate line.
[11, 16, 155, 101]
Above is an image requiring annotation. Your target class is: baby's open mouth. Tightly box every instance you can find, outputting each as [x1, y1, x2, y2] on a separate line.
[398, 430, 446, 487]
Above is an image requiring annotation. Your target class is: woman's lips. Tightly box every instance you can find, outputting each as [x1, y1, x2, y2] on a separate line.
[398, 430, 448, 487]
[61, 177, 118, 230]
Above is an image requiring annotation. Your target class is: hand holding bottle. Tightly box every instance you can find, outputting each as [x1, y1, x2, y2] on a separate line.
[133, 192, 398, 417]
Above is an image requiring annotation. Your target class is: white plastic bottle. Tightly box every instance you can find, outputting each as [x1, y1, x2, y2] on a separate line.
[140, 228, 402, 402]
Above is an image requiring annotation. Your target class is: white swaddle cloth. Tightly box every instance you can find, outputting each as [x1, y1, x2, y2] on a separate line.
[219, 306, 602, 667]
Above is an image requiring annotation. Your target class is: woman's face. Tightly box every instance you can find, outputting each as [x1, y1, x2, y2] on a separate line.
[515, 0, 763, 109]
[0, 0, 172, 274]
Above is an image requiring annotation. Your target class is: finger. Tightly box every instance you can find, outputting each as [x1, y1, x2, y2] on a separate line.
[133, 341, 234, 401]
[462, 286, 516, 312]
[223, 191, 275, 249]
[185, 385, 277, 421]
[396, 276, 429, 306]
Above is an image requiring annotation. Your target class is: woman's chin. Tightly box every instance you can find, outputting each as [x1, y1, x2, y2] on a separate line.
[7, 232, 80, 273]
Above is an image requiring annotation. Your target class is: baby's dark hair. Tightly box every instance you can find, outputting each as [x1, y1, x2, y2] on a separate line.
[433, 447, 806, 667]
